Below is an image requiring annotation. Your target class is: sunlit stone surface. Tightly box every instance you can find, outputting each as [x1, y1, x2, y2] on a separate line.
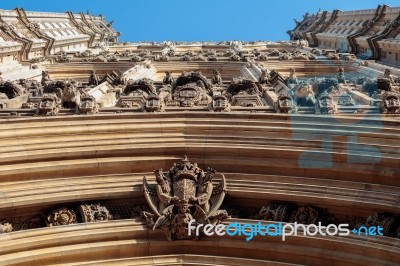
[0, 5, 399, 266]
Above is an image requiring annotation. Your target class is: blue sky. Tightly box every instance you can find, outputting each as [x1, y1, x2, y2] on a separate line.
[2, 0, 399, 42]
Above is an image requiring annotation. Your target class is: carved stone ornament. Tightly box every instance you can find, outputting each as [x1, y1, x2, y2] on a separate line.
[130, 54, 144, 62]
[0, 223, 13, 233]
[118, 78, 157, 109]
[229, 54, 241, 61]
[228, 77, 260, 96]
[275, 94, 298, 113]
[62, 82, 81, 109]
[315, 91, 338, 114]
[365, 213, 399, 236]
[142, 156, 229, 240]
[159, 55, 169, 62]
[78, 203, 112, 222]
[27, 23, 40, 31]
[211, 69, 222, 85]
[78, 96, 99, 114]
[170, 72, 212, 107]
[335, 93, 355, 106]
[0, 215, 43, 231]
[37, 94, 60, 116]
[380, 91, 400, 114]
[21, 102, 36, 109]
[258, 53, 268, 61]
[291, 82, 316, 107]
[289, 206, 320, 224]
[227, 78, 264, 107]
[0, 23, 15, 32]
[46, 207, 77, 227]
[145, 93, 165, 112]
[123, 78, 156, 96]
[0, 81, 25, 99]
[163, 71, 174, 85]
[259, 203, 293, 222]
[211, 95, 230, 112]
[180, 55, 192, 61]
[118, 97, 146, 109]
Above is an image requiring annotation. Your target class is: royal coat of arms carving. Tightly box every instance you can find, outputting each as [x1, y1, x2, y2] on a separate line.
[142, 156, 229, 240]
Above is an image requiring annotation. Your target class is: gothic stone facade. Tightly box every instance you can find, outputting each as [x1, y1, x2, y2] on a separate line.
[0, 6, 399, 266]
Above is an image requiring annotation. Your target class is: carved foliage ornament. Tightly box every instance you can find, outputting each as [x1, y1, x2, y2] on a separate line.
[46, 207, 77, 227]
[0, 223, 13, 233]
[0, 215, 43, 231]
[142, 156, 229, 240]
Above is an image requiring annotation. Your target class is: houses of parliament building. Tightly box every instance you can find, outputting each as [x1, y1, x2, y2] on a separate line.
[0, 4, 399, 266]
